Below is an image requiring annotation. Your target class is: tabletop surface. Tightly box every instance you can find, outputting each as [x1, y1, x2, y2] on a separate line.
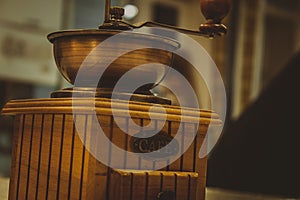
[0, 177, 295, 200]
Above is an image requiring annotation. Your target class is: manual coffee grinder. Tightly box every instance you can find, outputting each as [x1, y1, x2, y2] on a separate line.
[2, 0, 230, 199]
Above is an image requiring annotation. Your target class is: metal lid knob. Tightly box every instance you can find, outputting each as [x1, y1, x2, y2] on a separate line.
[99, 6, 131, 30]
[110, 7, 124, 21]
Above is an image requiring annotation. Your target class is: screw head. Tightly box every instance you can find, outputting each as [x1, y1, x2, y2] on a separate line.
[157, 191, 175, 200]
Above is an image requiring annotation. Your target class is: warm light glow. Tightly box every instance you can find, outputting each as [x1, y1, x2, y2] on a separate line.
[123, 4, 139, 20]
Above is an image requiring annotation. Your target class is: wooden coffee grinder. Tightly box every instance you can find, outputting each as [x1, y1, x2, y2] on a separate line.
[2, 0, 230, 199]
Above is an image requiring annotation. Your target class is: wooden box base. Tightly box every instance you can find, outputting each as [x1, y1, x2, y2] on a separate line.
[2, 98, 221, 200]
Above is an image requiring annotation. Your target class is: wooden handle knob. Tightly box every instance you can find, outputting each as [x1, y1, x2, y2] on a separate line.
[200, 0, 230, 23]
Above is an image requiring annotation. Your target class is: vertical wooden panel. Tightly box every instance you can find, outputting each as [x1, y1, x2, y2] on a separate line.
[159, 120, 170, 171]
[111, 116, 127, 169]
[47, 114, 64, 199]
[164, 121, 172, 171]
[138, 118, 144, 170]
[18, 114, 33, 200]
[140, 118, 156, 170]
[189, 174, 198, 200]
[168, 122, 182, 171]
[94, 160, 108, 200]
[161, 172, 174, 194]
[27, 114, 43, 199]
[109, 170, 132, 200]
[67, 115, 77, 199]
[8, 115, 23, 200]
[81, 115, 98, 200]
[125, 118, 138, 170]
[197, 128, 208, 177]
[176, 174, 189, 199]
[123, 117, 129, 169]
[182, 123, 197, 172]
[95, 114, 110, 200]
[195, 125, 209, 200]
[192, 124, 198, 173]
[37, 114, 54, 200]
[79, 115, 88, 199]
[127, 118, 143, 170]
[197, 175, 206, 200]
[97, 115, 112, 161]
[179, 123, 186, 172]
[109, 170, 122, 199]
[106, 116, 114, 200]
[58, 114, 75, 199]
[131, 172, 146, 200]
[69, 114, 85, 200]
[147, 171, 161, 200]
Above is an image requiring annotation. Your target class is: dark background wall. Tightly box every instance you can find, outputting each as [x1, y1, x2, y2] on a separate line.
[207, 52, 300, 198]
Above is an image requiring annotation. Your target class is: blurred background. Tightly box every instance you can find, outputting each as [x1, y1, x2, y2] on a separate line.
[0, 0, 300, 198]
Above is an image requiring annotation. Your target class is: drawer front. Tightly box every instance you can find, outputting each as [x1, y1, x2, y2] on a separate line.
[109, 170, 198, 200]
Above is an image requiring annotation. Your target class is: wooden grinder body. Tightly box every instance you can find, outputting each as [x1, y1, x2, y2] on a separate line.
[3, 98, 221, 200]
